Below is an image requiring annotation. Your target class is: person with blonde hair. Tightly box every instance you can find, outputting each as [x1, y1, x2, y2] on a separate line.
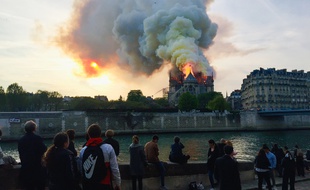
[129, 135, 147, 190]
[103, 129, 120, 156]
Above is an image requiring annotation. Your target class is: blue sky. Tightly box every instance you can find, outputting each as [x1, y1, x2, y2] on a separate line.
[1, 0, 309, 100]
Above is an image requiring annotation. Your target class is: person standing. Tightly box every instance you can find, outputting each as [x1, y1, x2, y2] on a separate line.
[103, 129, 120, 157]
[207, 139, 219, 190]
[79, 124, 121, 190]
[144, 135, 167, 190]
[281, 146, 295, 190]
[254, 149, 272, 190]
[169, 136, 190, 164]
[263, 144, 277, 190]
[271, 144, 285, 177]
[217, 138, 226, 157]
[129, 135, 147, 190]
[43, 132, 80, 190]
[0, 129, 18, 166]
[66, 129, 78, 157]
[18, 120, 47, 190]
[215, 145, 241, 190]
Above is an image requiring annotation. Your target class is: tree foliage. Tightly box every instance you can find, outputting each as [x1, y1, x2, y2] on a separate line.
[6, 83, 27, 111]
[197, 91, 222, 109]
[0, 86, 6, 111]
[207, 95, 230, 113]
[178, 92, 198, 111]
[127, 90, 145, 102]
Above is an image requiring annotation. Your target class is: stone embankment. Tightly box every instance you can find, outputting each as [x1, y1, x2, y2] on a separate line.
[0, 161, 254, 190]
[2, 161, 310, 189]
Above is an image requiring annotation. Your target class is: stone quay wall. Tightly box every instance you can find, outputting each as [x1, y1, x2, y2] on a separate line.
[1, 110, 310, 140]
[240, 111, 310, 129]
[0, 111, 240, 140]
[0, 161, 254, 190]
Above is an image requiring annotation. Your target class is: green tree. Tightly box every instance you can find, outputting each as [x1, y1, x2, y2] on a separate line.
[0, 86, 6, 111]
[197, 91, 222, 109]
[126, 90, 145, 102]
[48, 91, 63, 110]
[154, 97, 170, 108]
[118, 95, 123, 101]
[207, 95, 230, 113]
[178, 92, 198, 111]
[32, 90, 49, 111]
[6, 83, 27, 111]
[68, 97, 107, 110]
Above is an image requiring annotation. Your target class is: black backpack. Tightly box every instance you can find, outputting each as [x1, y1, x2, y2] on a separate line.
[82, 143, 107, 184]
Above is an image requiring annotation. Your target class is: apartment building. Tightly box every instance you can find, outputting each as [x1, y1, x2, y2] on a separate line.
[241, 68, 310, 110]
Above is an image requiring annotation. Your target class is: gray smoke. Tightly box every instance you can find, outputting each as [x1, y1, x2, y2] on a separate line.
[55, 0, 217, 77]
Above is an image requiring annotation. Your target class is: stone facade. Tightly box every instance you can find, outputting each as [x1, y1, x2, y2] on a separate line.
[241, 68, 310, 110]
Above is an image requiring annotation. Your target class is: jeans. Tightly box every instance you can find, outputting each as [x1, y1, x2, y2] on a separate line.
[150, 161, 166, 186]
[208, 170, 215, 188]
[257, 171, 272, 190]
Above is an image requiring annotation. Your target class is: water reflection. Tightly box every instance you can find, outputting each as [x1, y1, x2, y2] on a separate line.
[1, 130, 310, 163]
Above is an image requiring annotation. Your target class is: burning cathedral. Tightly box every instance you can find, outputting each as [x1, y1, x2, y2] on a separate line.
[168, 69, 214, 105]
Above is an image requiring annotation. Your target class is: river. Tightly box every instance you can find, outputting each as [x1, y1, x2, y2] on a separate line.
[1, 129, 310, 163]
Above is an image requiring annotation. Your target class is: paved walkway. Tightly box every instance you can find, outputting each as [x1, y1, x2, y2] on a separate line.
[242, 172, 310, 190]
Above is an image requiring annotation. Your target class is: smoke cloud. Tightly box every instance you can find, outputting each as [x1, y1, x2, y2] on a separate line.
[55, 0, 217, 78]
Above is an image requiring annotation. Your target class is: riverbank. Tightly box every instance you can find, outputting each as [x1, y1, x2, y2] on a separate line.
[1, 161, 310, 190]
[0, 161, 253, 190]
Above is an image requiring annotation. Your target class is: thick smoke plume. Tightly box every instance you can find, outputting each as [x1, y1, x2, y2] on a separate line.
[55, 0, 217, 78]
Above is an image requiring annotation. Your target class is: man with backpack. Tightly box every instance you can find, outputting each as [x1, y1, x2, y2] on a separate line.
[79, 124, 121, 190]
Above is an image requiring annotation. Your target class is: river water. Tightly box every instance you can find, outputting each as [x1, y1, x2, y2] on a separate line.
[1, 130, 310, 163]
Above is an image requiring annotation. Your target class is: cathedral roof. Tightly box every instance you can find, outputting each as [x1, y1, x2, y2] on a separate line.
[184, 73, 198, 83]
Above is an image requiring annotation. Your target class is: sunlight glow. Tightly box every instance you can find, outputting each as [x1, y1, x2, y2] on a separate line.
[88, 74, 111, 86]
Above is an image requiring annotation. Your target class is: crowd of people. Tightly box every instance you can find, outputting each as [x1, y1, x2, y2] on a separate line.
[0, 122, 310, 190]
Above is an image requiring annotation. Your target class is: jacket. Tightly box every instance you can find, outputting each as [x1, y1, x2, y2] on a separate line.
[47, 148, 79, 190]
[215, 155, 241, 190]
[129, 143, 147, 176]
[79, 138, 121, 187]
[144, 141, 159, 162]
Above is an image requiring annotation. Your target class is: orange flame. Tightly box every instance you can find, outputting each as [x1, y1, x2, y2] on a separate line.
[182, 63, 193, 78]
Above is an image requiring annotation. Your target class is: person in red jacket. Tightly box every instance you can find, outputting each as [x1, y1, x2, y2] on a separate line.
[79, 124, 121, 190]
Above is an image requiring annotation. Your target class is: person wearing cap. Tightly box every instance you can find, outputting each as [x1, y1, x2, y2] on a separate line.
[262, 144, 277, 190]
[215, 145, 241, 190]
[18, 120, 47, 190]
[103, 129, 120, 157]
